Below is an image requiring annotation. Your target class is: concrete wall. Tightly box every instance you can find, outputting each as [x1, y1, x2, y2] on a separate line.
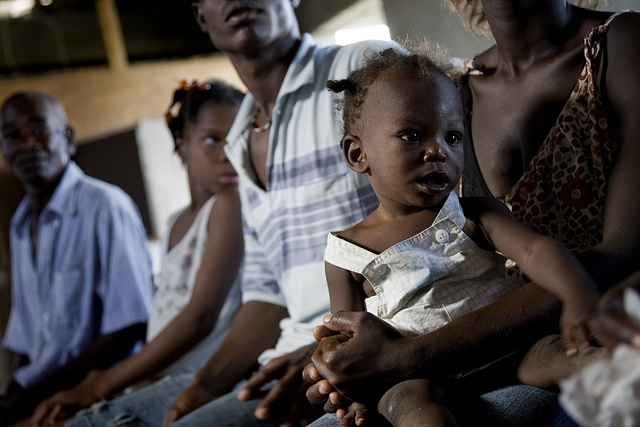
[382, 0, 637, 59]
[383, 0, 493, 58]
[0, 54, 244, 272]
[0, 0, 635, 144]
[0, 54, 243, 143]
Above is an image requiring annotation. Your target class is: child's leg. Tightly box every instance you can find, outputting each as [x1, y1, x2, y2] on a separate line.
[518, 334, 607, 389]
[377, 379, 457, 427]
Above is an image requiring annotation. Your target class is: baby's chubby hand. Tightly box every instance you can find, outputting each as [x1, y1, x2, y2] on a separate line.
[561, 300, 600, 357]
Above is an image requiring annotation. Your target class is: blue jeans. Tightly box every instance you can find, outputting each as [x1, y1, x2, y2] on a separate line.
[65, 374, 193, 427]
[308, 385, 579, 427]
[66, 375, 288, 427]
[453, 385, 579, 427]
[171, 386, 282, 427]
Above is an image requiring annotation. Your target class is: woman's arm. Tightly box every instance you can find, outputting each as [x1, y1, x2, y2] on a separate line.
[578, 12, 640, 288]
[310, 282, 560, 402]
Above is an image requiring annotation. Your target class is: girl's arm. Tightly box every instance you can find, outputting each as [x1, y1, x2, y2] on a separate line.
[98, 189, 244, 393]
[103, 190, 243, 388]
[462, 196, 600, 353]
[32, 190, 244, 425]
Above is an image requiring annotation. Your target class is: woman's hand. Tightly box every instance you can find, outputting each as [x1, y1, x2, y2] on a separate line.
[303, 328, 350, 415]
[310, 312, 412, 403]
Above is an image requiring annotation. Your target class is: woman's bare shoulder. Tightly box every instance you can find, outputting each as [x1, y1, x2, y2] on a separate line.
[604, 10, 640, 45]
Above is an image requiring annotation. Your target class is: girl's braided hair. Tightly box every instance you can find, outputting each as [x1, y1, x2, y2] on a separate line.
[165, 80, 245, 151]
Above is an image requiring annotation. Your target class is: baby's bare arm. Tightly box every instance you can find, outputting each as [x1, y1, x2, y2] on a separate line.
[463, 197, 600, 353]
[325, 261, 366, 313]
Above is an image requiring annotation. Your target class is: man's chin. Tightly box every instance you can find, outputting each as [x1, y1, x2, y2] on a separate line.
[23, 174, 47, 189]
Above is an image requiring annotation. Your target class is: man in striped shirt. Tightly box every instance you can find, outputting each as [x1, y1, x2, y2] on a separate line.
[158, 0, 399, 426]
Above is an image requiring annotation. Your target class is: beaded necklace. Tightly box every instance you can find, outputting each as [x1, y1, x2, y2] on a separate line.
[250, 104, 272, 133]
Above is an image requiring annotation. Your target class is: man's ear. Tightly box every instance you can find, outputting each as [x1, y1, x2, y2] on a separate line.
[191, 2, 208, 33]
[66, 125, 77, 156]
[291, 0, 301, 8]
[342, 134, 368, 174]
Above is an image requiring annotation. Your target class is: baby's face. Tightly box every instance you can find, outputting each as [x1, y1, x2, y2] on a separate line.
[357, 67, 465, 212]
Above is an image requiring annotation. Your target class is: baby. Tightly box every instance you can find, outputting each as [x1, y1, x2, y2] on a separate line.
[320, 48, 601, 427]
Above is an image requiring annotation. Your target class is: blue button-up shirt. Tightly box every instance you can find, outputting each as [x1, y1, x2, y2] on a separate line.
[3, 162, 153, 386]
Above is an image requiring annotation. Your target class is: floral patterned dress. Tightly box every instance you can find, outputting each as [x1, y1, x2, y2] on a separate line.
[462, 12, 628, 252]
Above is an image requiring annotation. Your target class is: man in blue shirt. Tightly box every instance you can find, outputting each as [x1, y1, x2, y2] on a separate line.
[0, 90, 153, 424]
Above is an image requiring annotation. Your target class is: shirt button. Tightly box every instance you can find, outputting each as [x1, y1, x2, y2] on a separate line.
[435, 230, 449, 244]
[372, 264, 387, 275]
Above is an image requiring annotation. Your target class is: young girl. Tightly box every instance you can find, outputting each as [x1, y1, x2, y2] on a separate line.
[30, 80, 245, 426]
[321, 48, 601, 427]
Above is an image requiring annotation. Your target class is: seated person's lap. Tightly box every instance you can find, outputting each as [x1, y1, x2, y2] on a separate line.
[171, 380, 280, 427]
[309, 386, 574, 427]
[66, 374, 193, 427]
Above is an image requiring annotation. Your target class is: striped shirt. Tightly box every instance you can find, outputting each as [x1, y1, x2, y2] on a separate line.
[225, 34, 399, 363]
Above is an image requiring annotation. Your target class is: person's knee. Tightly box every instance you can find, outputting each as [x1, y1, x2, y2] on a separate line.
[518, 335, 606, 389]
[378, 379, 444, 418]
[68, 401, 141, 427]
[518, 335, 565, 387]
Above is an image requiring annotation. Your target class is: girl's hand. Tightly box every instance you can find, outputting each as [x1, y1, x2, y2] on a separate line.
[162, 378, 220, 427]
[31, 370, 106, 426]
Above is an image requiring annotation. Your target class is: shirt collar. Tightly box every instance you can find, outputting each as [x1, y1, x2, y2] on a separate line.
[12, 162, 84, 227]
[46, 161, 84, 216]
[226, 33, 318, 146]
[278, 33, 317, 98]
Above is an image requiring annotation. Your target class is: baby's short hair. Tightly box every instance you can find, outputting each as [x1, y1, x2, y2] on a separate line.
[327, 46, 460, 138]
